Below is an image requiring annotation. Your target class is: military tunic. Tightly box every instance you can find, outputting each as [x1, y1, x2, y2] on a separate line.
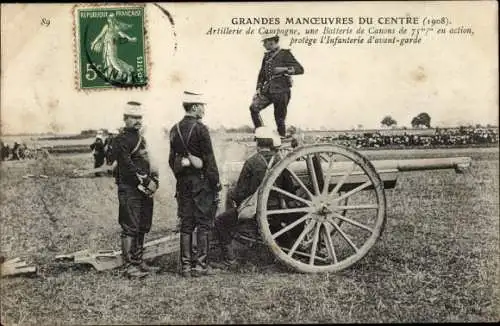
[215, 149, 281, 244]
[250, 48, 304, 136]
[90, 138, 106, 169]
[114, 127, 157, 236]
[169, 116, 221, 234]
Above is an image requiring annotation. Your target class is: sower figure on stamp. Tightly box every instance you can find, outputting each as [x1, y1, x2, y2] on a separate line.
[250, 34, 304, 138]
[213, 127, 295, 269]
[114, 101, 160, 279]
[169, 91, 221, 277]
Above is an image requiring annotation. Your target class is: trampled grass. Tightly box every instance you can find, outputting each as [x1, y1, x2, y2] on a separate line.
[0, 146, 498, 324]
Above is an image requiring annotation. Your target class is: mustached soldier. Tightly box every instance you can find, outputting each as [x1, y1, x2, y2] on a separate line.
[114, 101, 159, 278]
[250, 34, 304, 138]
[169, 91, 221, 277]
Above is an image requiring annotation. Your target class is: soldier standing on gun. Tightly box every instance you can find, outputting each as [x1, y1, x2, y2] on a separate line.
[250, 33, 304, 138]
[169, 91, 221, 277]
[114, 101, 160, 279]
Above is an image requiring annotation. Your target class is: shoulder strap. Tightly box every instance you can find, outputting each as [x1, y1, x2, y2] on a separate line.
[269, 48, 282, 61]
[176, 122, 197, 153]
[131, 135, 142, 155]
[257, 152, 276, 171]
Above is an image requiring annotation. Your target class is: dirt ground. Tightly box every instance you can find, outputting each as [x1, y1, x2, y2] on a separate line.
[0, 144, 498, 324]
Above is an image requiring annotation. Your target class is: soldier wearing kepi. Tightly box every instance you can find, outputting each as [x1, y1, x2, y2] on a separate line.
[169, 91, 221, 277]
[214, 126, 285, 268]
[114, 101, 160, 279]
[250, 34, 304, 138]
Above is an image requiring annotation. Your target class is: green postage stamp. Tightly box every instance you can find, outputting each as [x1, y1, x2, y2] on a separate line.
[74, 5, 148, 89]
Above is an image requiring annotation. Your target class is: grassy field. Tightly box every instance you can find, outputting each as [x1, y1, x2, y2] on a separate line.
[0, 145, 498, 324]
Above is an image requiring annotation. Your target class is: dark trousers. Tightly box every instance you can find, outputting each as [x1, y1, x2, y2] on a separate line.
[94, 154, 105, 168]
[214, 208, 259, 245]
[176, 174, 216, 234]
[214, 208, 239, 245]
[250, 91, 291, 137]
[118, 183, 154, 237]
[176, 174, 216, 273]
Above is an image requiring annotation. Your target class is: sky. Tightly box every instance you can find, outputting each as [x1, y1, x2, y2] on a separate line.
[1, 2, 498, 136]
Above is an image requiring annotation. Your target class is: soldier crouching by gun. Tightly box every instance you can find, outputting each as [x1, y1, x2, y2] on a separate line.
[169, 91, 221, 278]
[213, 127, 289, 269]
[114, 101, 160, 279]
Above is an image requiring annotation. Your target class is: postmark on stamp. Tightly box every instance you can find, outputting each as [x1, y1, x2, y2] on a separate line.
[74, 5, 148, 89]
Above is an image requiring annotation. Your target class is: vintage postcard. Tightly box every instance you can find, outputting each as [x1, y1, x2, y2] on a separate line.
[0, 2, 498, 325]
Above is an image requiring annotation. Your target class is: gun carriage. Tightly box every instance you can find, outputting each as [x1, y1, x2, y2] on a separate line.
[57, 142, 471, 274]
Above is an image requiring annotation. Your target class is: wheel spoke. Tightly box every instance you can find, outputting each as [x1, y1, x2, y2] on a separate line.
[306, 155, 321, 195]
[286, 168, 314, 200]
[272, 213, 312, 239]
[322, 154, 335, 196]
[287, 220, 315, 258]
[335, 204, 378, 210]
[322, 222, 338, 264]
[267, 207, 312, 215]
[327, 217, 359, 252]
[331, 212, 374, 233]
[335, 180, 372, 202]
[279, 246, 328, 262]
[271, 186, 312, 206]
[309, 221, 321, 265]
[329, 162, 356, 195]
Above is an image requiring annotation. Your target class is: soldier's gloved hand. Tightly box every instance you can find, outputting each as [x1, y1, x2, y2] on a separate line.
[137, 173, 152, 186]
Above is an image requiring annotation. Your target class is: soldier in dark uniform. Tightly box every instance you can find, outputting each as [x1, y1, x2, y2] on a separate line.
[214, 127, 285, 268]
[250, 34, 304, 138]
[169, 91, 221, 277]
[114, 101, 159, 278]
[90, 135, 106, 176]
[11, 142, 21, 160]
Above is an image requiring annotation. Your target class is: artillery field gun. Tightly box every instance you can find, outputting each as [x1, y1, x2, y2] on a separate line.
[54, 142, 471, 274]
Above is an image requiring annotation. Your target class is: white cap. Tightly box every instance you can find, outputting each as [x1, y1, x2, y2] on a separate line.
[182, 91, 206, 104]
[255, 126, 281, 147]
[124, 101, 143, 117]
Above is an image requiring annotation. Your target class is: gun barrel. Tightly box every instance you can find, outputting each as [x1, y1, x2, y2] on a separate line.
[370, 157, 472, 173]
[222, 156, 472, 186]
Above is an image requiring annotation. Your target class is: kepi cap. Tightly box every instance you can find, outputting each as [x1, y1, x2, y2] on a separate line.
[261, 33, 279, 42]
[123, 101, 143, 117]
[182, 91, 206, 104]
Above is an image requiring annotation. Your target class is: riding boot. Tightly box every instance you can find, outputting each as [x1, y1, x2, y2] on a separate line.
[179, 232, 192, 277]
[192, 230, 217, 277]
[212, 227, 238, 270]
[121, 235, 148, 279]
[191, 234, 198, 271]
[135, 234, 160, 273]
[250, 109, 263, 129]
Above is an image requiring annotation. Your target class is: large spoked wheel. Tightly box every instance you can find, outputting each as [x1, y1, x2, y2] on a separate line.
[256, 144, 387, 273]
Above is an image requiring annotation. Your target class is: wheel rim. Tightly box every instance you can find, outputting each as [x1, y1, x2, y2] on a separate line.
[257, 144, 386, 273]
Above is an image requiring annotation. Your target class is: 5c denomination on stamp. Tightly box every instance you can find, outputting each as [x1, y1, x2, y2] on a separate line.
[74, 5, 148, 89]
